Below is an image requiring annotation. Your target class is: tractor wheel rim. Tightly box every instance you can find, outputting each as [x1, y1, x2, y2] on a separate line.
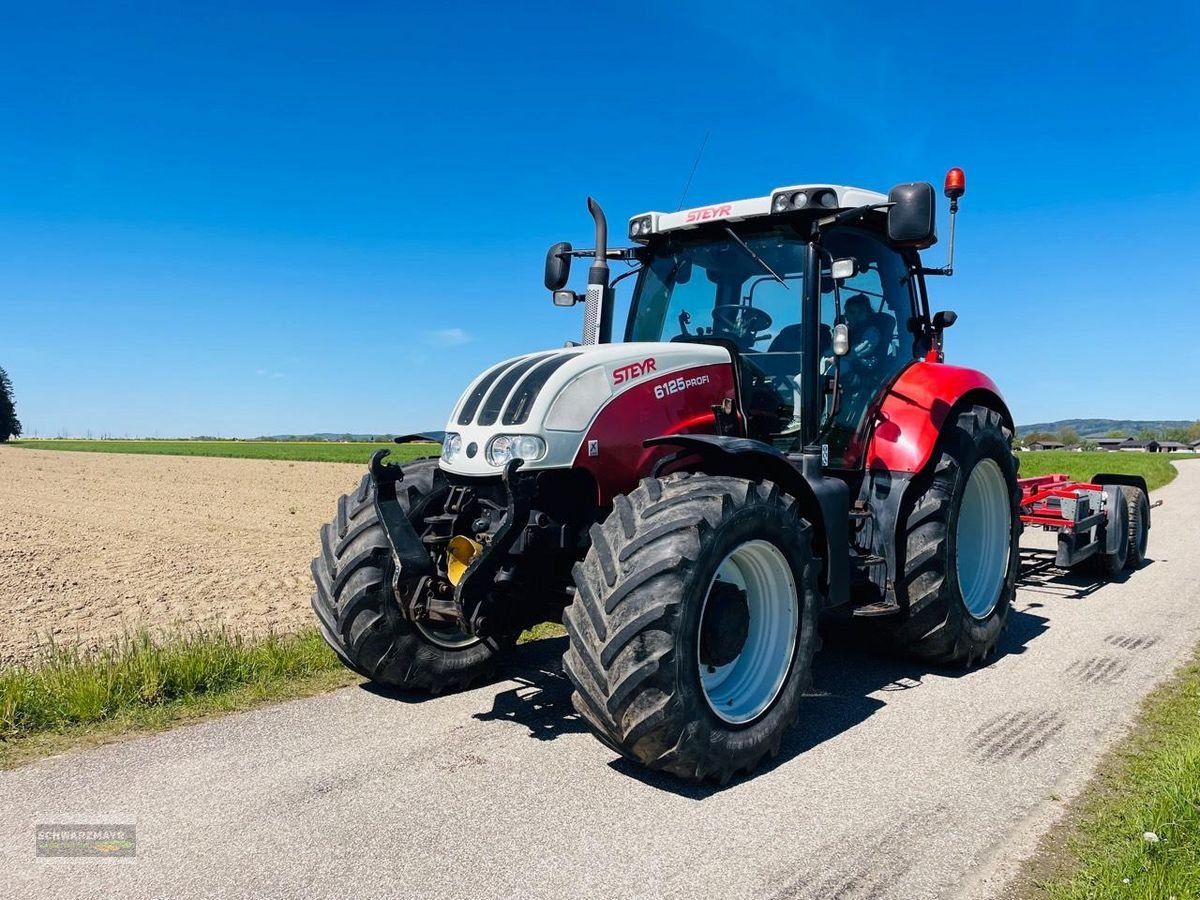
[415, 619, 480, 650]
[955, 458, 1011, 620]
[698, 539, 798, 725]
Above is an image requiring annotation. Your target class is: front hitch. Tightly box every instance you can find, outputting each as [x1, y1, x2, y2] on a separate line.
[453, 458, 535, 635]
[369, 449, 435, 580]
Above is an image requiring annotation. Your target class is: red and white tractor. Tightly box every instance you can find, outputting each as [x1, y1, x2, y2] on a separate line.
[311, 171, 1150, 782]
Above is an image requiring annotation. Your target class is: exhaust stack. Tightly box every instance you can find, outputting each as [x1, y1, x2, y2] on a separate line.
[582, 197, 614, 345]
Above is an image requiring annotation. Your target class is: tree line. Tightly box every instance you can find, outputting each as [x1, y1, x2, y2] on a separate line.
[0, 366, 21, 442]
[1022, 422, 1200, 448]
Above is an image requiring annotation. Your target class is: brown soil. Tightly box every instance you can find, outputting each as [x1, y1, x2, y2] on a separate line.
[0, 447, 363, 665]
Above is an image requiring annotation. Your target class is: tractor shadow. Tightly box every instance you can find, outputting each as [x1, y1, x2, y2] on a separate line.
[473, 636, 590, 740]
[1016, 549, 1156, 600]
[469, 606, 1050, 799]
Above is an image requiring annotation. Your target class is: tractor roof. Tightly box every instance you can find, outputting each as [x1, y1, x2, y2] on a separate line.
[628, 184, 888, 242]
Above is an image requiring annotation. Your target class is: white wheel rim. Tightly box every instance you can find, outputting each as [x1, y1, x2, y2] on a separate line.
[955, 458, 1011, 620]
[415, 620, 480, 650]
[698, 540, 799, 725]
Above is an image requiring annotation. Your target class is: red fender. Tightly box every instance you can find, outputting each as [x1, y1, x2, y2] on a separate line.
[864, 361, 1012, 475]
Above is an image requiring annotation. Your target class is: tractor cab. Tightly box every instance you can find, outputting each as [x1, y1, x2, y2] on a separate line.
[546, 181, 946, 469]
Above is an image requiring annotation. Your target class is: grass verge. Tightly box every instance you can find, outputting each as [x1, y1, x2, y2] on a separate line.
[1019, 649, 1200, 899]
[1015, 450, 1197, 492]
[7, 439, 439, 465]
[1, 622, 565, 768]
[0, 628, 355, 768]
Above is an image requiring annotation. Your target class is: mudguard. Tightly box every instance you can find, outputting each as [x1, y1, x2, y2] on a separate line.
[865, 361, 1013, 475]
[1093, 473, 1151, 531]
[644, 434, 849, 608]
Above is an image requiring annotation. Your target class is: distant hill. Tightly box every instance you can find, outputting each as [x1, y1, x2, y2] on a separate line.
[1018, 419, 1197, 438]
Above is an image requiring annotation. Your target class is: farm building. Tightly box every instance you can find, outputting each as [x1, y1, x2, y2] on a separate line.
[1094, 437, 1131, 451]
[1027, 440, 1066, 451]
[1156, 440, 1191, 453]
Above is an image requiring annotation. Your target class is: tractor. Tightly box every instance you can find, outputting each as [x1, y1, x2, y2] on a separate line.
[311, 170, 1042, 782]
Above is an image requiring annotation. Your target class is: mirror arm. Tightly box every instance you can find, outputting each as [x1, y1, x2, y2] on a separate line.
[561, 247, 643, 261]
[811, 201, 894, 236]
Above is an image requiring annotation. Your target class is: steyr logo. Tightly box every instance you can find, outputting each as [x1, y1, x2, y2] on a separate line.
[684, 204, 732, 223]
[612, 358, 657, 385]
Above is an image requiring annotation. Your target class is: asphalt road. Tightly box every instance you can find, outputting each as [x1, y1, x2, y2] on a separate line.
[5, 461, 1199, 900]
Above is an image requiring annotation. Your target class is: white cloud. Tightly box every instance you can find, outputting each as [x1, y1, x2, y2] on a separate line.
[421, 327, 473, 347]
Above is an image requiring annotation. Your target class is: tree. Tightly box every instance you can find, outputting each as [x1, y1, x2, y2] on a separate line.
[0, 366, 21, 442]
[1057, 427, 1081, 447]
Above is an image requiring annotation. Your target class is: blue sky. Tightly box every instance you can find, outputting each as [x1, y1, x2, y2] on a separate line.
[2, 0, 1197, 437]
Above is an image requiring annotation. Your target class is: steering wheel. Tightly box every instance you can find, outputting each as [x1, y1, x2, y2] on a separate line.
[712, 304, 772, 338]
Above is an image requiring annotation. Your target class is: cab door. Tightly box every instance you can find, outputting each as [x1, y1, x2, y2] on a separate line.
[820, 227, 923, 469]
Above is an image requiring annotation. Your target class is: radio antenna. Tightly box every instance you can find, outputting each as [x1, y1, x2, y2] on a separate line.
[676, 130, 710, 210]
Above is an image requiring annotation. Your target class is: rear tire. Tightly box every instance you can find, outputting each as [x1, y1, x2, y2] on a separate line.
[562, 474, 820, 783]
[310, 461, 510, 693]
[1124, 488, 1150, 570]
[881, 405, 1021, 665]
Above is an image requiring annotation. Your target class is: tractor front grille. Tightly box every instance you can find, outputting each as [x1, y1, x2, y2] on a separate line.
[455, 351, 580, 427]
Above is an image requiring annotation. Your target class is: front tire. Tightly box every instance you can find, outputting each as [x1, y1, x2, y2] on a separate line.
[562, 474, 820, 783]
[310, 461, 510, 693]
[882, 405, 1021, 665]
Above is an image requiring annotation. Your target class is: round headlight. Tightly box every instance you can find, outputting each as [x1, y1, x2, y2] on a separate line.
[772, 194, 790, 213]
[485, 434, 547, 467]
[818, 190, 837, 208]
[513, 435, 546, 461]
[486, 435, 514, 467]
[792, 191, 808, 207]
[442, 432, 463, 462]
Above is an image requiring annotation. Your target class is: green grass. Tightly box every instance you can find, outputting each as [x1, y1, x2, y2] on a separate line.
[7, 439, 439, 465]
[1021, 650, 1200, 899]
[0, 627, 356, 768]
[0, 621, 565, 767]
[1016, 450, 1197, 492]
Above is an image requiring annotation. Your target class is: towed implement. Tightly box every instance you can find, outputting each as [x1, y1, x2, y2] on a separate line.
[310, 169, 1150, 782]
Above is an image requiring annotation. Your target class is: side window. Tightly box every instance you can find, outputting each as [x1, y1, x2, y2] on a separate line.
[822, 228, 917, 467]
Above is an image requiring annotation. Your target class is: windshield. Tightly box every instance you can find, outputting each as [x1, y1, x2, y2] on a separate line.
[626, 230, 809, 349]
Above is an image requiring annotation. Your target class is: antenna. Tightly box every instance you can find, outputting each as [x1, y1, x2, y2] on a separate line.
[676, 131, 710, 211]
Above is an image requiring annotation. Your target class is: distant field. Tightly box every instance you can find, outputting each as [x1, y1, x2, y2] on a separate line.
[8, 439, 439, 465]
[8, 441, 1194, 492]
[1015, 450, 1196, 492]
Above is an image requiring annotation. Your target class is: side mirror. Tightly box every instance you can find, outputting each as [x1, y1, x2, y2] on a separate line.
[887, 182, 937, 248]
[932, 309, 958, 330]
[544, 241, 573, 291]
[830, 258, 856, 281]
[832, 323, 851, 356]
[552, 290, 580, 307]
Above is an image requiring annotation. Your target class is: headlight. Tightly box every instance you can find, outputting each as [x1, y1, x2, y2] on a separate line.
[772, 194, 790, 213]
[792, 191, 808, 207]
[441, 432, 462, 463]
[485, 434, 546, 467]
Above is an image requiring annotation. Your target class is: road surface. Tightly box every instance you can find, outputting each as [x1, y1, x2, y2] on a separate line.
[4, 461, 1199, 899]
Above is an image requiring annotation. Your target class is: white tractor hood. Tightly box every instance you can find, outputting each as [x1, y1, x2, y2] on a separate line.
[441, 342, 730, 477]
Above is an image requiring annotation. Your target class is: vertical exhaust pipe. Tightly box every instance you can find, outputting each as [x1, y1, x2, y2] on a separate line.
[583, 197, 613, 345]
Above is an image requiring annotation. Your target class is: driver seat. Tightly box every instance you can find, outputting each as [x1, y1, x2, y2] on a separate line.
[767, 323, 832, 355]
